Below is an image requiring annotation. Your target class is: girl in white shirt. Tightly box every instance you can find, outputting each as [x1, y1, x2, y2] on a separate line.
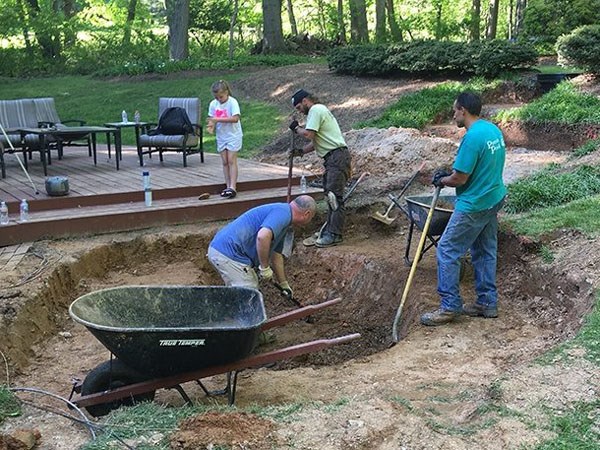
[207, 80, 243, 198]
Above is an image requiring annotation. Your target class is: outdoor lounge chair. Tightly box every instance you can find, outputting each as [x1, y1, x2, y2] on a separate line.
[0, 99, 47, 172]
[30, 97, 92, 159]
[136, 97, 203, 167]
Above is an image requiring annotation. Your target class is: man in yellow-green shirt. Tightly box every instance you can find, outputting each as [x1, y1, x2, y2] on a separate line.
[289, 89, 352, 248]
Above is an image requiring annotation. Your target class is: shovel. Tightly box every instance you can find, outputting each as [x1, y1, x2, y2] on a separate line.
[282, 130, 296, 258]
[371, 162, 425, 225]
[391, 185, 442, 343]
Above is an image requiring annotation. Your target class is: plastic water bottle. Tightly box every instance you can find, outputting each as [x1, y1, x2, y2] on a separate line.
[143, 171, 152, 207]
[0, 202, 8, 225]
[300, 174, 307, 193]
[134, 110, 141, 124]
[121, 110, 128, 123]
[19, 199, 29, 222]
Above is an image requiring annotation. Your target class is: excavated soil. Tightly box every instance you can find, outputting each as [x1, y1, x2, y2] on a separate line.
[1, 64, 600, 450]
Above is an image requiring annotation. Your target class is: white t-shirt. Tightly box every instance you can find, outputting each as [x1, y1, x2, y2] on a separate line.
[208, 96, 243, 152]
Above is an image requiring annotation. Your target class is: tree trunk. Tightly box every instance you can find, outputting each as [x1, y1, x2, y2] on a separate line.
[229, 0, 239, 60]
[16, 0, 34, 57]
[286, 0, 298, 36]
[386, 0, 403, 41]
[470, 0, 481, 41]
[317, 0, 326, 37]
[337, 0, 347, 44]
[348, 0, 369, 43]
[122, 0, 138, 47]
[24, 0, 62, 59]
[434, 0, 443, 40]
[166, 0, 189, 60]
[262, 0, 286, 53]
[513, 0, 527, 39]
[485, 0, 500, 40]
[375, 0, 386, 42]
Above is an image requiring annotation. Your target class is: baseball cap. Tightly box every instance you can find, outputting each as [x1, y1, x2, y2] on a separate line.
[291, 89, 310, 106]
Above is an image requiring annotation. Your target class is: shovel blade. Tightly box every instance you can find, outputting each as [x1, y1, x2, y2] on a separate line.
[370, 211, 396, 225]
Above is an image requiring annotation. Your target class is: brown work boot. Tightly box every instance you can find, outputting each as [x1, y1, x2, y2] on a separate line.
[463, 303, 498, 318]
[420, 308, 459, 326]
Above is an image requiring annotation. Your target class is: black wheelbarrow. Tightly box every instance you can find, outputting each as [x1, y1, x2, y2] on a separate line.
[390, 194, 456, 265]
[68, 285, 359, 417]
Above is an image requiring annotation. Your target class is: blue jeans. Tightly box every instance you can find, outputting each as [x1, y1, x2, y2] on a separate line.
[436, 198, 504, 312]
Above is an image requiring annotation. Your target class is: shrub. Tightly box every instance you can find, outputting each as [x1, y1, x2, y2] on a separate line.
[327, 40, 537, 78]
[557, 25, 600, 74]
[326, 44, 391, 76]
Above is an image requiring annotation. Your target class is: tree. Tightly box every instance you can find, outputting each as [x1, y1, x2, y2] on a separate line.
[513, 0, 526, 39]
[486, 0, 500, 39]
[262, 0, 286, 53]
[471, 0, 481, 41]
[229, 0, 240, 59]
[123, 0, 138, 47]
[375, 0, 386, 42]
[386, 0, 403, 41]
[166, 0, 190, 60]
[348, 0, 369, 43]
[286, 0, 298, 36]
[337, 0, 347, 44]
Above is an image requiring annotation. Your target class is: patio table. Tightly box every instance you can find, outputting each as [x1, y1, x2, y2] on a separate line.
[18, 126, 122, 173]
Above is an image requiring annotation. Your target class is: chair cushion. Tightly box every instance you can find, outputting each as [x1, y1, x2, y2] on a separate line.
[138, 134, 199, 147]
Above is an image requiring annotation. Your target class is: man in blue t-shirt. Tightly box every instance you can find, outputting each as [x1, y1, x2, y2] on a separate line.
[207, 195, 316, 297]
[421, 92, 507, 326]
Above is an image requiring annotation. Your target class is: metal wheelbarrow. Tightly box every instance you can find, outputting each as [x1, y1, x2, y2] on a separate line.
[68, 285, 359, 417]
[390, 194, 456, 266]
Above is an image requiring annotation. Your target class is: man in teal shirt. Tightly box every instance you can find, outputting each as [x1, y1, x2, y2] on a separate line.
[289, 89, 352, 248]
[421, 92, 507, 326]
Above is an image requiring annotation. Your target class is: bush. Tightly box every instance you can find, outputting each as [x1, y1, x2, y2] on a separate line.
[557, 25, 600, 74]
[326, 44, 391, 76]
[327, 40, 537, 78]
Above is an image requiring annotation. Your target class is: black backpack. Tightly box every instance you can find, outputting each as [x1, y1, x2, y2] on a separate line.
[148, 106, 194, 136]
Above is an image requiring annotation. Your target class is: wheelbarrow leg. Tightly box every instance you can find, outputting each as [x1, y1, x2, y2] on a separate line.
[171, 384, 193, 406]
[195, 370, 240, 405]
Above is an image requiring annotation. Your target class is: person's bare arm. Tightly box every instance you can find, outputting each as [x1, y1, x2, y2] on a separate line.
[271, 252, 286, 283]
[256, 227, 273, 269]
[441, 170, 469, 187]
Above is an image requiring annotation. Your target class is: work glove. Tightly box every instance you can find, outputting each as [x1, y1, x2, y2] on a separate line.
[276, 281, 293, 300]
[289, 120, 299, 133]
[258, 265, 273, 281]
[432, 169, 451, 188]
[289, 147, 304, 158]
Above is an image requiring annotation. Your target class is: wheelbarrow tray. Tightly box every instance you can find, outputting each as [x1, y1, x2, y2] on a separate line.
[69, 286, 266, 377]
[405, 194, 456, 237]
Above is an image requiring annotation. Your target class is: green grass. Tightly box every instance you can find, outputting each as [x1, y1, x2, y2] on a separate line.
[0, 75, 283, 157]
[356, 78, 501, 130]
[495, 81, 600, 124]
[0, 385, 21, 423]
[505, 164, 600, 214]
[533, 400, 600, 450]
[571, 139, 600, 159]
[504, 195, 600, 238]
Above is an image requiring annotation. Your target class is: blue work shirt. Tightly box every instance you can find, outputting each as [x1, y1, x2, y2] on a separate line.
[209, 203, 292, 266]
[453, 119, 507, 212]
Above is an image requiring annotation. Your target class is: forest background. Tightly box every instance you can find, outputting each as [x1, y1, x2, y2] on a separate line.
[1, 0, 599, 78]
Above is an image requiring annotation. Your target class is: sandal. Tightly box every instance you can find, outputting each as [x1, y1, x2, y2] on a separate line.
[220, 188, 230, 197]
[224, 188, 237, 199]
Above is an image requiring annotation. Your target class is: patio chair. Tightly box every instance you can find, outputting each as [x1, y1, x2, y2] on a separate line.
[136, 97, 203, 167]
[0, 99, 47, 171]
[30, 97, 92, 159]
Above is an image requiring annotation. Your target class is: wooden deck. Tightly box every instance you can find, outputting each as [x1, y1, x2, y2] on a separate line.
[0, 144, 320, 246]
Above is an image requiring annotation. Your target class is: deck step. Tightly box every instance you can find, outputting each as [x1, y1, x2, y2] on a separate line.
[0, 185, 322, 246]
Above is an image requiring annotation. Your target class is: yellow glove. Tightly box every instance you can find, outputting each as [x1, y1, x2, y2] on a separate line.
[278, 281, 293, 299]
[258, 265, 273, 281]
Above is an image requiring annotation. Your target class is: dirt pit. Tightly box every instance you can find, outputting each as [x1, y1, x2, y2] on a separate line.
[1, 203, 598, 449]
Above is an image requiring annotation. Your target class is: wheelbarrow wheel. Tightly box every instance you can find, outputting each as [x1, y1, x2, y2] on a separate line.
[81, 359, 155, 417]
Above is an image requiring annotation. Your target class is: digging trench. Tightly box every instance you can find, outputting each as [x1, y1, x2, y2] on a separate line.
[1, 207, 591, 386]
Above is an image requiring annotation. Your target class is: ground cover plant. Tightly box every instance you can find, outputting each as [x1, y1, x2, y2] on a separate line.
[495, 81, 600, 124]
[357, 78, 500, 129]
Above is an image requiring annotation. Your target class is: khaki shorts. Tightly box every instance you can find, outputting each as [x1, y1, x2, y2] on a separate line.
[207, 246, 258, 289]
